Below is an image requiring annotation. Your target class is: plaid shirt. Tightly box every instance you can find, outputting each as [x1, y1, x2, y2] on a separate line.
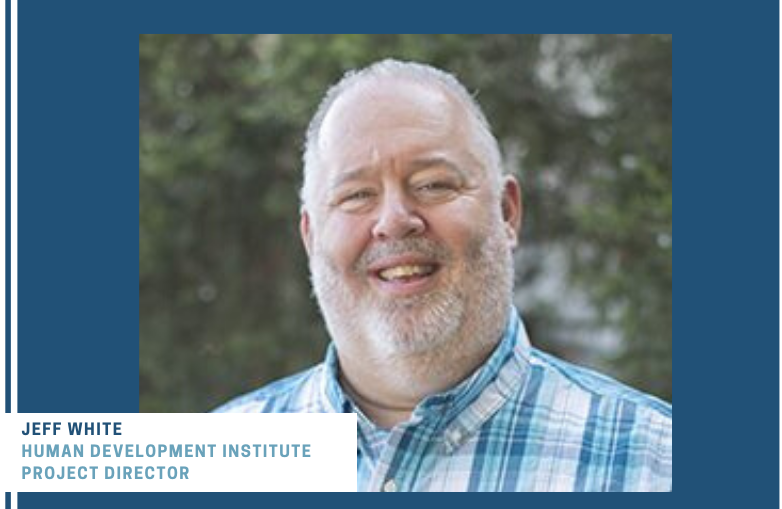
[215, 309, 672, 492]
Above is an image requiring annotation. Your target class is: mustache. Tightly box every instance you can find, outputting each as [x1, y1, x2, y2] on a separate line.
[354, 238, 452, 273]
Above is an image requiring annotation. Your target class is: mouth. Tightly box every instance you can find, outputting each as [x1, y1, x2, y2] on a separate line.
[368, 258, 441, 296]
[377, 263, 437, 282]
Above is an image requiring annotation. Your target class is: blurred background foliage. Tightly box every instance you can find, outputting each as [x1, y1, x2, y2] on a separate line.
[139, 34, 672, 412]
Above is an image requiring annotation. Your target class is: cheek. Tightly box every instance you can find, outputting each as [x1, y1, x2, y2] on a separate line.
[428, 208, 493, 260]
[317, 215, 372, 270]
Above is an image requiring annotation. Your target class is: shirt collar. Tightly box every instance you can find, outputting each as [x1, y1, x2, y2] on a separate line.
[321, 344, 349, 413]
[319, 307, 532, 432]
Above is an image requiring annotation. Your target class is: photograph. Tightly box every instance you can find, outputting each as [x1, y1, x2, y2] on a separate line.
[139, 34, 672, 492]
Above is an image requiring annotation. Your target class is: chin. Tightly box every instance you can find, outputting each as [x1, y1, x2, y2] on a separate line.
[362, 296, 465, 358]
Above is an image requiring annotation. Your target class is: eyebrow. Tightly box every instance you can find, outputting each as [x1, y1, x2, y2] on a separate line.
[329, 166, 374, 190]
[406, 156, 468, 180]
[329, 156, 468, 190]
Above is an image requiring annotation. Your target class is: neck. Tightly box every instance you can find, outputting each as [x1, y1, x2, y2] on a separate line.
[340, 374, 416, 429]
[336, 331, 501, 429]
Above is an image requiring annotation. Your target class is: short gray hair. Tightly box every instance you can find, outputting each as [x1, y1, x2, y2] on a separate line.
[300, 59, 503, 208]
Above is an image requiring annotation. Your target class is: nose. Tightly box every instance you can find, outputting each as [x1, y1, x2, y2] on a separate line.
[371, 190, 425, 240]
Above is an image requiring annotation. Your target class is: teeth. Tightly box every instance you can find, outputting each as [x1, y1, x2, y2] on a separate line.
[379, 264, 434, 281]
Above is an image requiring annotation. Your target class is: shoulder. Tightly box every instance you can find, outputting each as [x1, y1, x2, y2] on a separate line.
[212, 364, 327, 413]
[526, 348, 672, 489]
[522, 348, 672, 490]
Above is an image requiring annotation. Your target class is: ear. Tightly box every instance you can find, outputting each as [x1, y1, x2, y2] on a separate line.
[299, 208, 313, 257]
[500, 176, 523, 248]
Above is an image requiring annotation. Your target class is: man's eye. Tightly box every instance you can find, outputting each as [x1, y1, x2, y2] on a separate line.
[335, 189, 377, 211]
[344, 190, 374, 202]
[416, 181, 455, 194]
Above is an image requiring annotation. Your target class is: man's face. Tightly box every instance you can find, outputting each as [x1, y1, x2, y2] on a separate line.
[301, 78, 521, 364]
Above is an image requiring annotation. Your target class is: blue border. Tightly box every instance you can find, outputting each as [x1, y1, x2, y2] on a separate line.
[5, 1, 782, 507]
[3, 0, 7, 504]
[4, 0, 10, 416]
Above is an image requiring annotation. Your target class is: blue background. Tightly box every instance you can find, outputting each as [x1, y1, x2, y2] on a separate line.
[8, 0, 779, 505]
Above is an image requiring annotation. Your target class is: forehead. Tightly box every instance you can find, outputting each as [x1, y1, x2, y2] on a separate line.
[317, 78, 474, 176]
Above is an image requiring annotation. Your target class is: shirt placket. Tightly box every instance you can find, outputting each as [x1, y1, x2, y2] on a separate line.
[365, 403, 452, 492]
[363, 425, 405, 492]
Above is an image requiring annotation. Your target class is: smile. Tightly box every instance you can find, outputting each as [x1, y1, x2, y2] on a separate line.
[378, 264, 437, 282]
[367, 255, 442, 297]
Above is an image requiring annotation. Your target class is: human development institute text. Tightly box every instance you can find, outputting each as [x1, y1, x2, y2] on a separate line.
[20, 421, 313, 482]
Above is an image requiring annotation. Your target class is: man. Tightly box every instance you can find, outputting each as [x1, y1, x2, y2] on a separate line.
[216, 59, 672, 492]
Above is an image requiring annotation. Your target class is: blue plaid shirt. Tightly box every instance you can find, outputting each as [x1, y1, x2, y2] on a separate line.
[215, 309, 672, 491]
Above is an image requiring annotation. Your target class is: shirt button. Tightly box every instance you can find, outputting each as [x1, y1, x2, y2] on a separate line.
[383, 479, 397, 492]
[448, 429, 463, 444]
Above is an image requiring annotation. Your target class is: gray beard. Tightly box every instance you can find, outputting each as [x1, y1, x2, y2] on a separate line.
[309, 223, 515, 384]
